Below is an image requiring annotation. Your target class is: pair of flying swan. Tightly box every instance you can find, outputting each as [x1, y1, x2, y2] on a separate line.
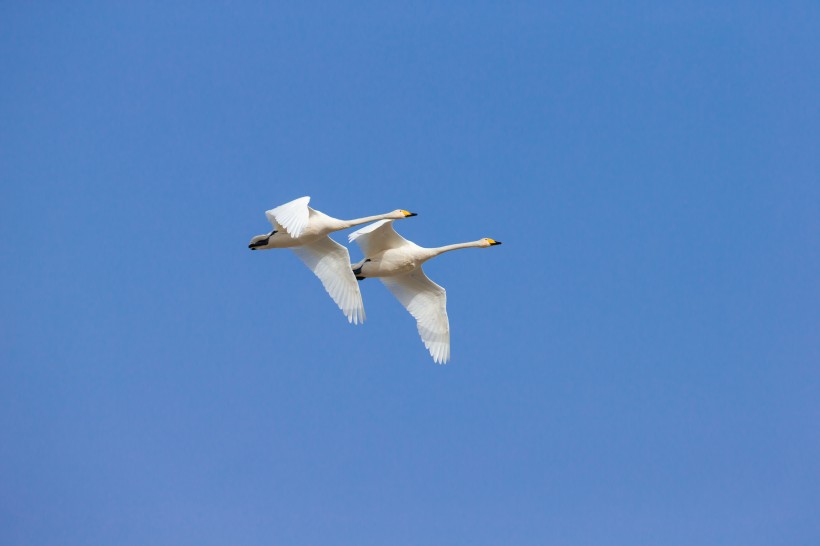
[248, 196, 501, 364]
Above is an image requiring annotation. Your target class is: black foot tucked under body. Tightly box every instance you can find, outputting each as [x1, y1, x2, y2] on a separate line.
[352, 259, 371, 276]
[249, 230, 277, 250]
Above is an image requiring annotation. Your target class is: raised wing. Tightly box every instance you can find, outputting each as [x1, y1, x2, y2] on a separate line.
[348, 219, 412, 257]
[381, 267, 450, 364]
[291, 236, 365, 325]
[265, 196, 311, 238]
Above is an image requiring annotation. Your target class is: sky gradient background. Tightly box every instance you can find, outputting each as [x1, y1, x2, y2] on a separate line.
[2, 2, 819, 545]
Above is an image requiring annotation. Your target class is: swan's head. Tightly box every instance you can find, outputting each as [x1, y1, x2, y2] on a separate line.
[391, 209, 418, 219]
[480, 238, 502, 247]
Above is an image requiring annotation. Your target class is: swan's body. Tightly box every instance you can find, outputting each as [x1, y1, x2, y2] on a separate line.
[249, 197, 416, 324]
[348, 219, 501, 363]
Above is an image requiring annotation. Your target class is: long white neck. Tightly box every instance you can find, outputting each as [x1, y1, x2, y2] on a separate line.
[336, 212, 396, 230]
[423, 240, 485, 260]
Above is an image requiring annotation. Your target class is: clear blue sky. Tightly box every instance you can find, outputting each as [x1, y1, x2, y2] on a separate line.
[2, 3, 818, 545]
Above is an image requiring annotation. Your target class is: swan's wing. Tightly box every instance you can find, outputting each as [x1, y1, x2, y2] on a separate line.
[265, 196, 311, 238]
[348, 219, 411, 256]
[291, 236, 365, 325]
[381, 267, 450, 364]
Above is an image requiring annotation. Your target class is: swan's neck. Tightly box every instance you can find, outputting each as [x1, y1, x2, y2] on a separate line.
[424, 240, 483, 259]
[336, 213, 394, 230]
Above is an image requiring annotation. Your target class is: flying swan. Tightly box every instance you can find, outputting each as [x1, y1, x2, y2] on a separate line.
[348, 219, 501, 363]
[249, 197, 417, 324]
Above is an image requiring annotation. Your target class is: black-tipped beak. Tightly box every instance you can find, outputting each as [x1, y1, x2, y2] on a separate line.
[490, 240, 502, 246]
[406, 212, 418, 217]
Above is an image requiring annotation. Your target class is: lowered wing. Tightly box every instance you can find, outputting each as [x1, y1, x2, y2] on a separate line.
[381, 267, 450, 364]
[291, 236, 366, 325]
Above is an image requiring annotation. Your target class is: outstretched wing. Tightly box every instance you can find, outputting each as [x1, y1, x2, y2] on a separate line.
[291, 236, 366, 325]
[381, 267, 450, 364]
[266, 196, 311, 238]
[348, 219, 411, 257]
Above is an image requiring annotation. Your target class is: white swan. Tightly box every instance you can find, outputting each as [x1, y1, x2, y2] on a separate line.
[348, 219, 501, 363]
[249, 197, 417, 324]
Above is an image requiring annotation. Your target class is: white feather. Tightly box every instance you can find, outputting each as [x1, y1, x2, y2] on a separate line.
[348, 219, 412, 256]
[266, 196, 311, 238]
[381, 268, 450, 364]
[291, 236, 365, 325]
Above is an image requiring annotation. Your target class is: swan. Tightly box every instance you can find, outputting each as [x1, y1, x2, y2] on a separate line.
[348, 219, 501, 363]
[248, 196, 417, 324]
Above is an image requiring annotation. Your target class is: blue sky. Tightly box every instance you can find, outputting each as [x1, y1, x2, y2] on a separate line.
[1, 2, 818, 544]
